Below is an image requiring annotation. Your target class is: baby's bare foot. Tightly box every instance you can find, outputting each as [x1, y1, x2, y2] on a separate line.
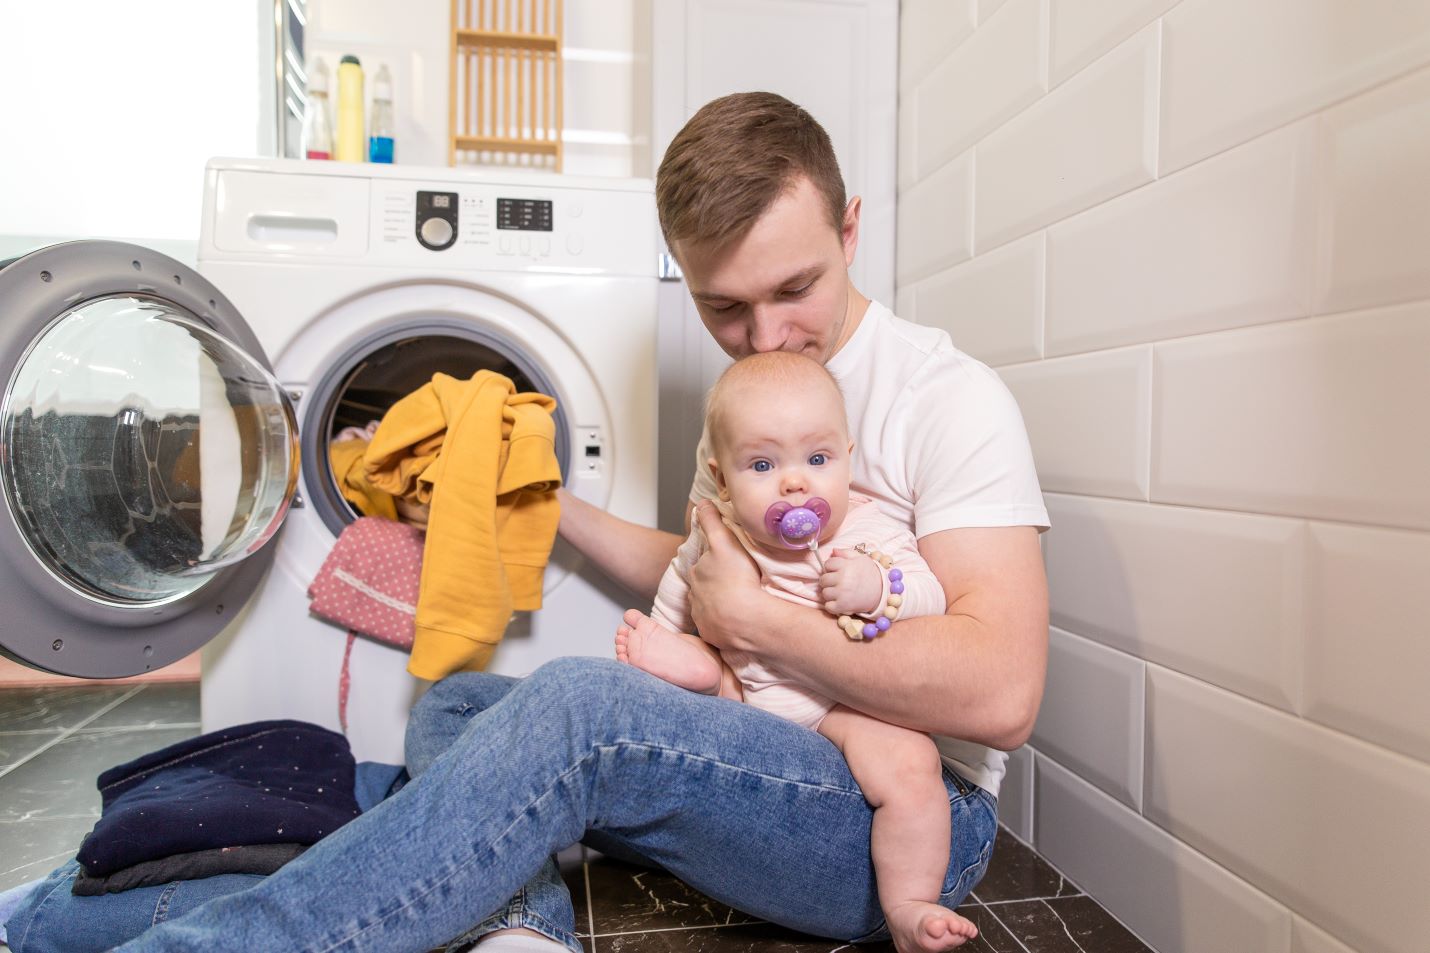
[614, 609, 721, 694]
[886, 900, 978, 953]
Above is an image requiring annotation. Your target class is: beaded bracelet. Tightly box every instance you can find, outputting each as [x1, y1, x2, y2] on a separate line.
[835, 543, 906, 641]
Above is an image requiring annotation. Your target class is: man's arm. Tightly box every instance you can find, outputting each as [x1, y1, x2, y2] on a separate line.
[688, 504, 1047, 749]
[555, 488, 690, 605]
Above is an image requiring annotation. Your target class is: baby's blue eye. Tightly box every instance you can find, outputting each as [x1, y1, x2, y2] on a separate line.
[752, 460, 772, 472]
[809, 453, 828, 466]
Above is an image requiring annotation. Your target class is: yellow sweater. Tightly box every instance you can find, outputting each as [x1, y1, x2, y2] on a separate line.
[363, 371, 561, 680]
[329, 437, 398, 521]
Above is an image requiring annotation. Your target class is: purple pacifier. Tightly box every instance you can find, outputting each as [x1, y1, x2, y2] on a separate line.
[764, 497, 833, 549]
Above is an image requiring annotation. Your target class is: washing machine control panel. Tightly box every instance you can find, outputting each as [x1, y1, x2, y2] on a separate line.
[415, 191, 459, 251]
[373, 178, 656, 275]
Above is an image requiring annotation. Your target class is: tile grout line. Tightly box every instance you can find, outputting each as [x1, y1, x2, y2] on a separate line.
[1043, 898, 1092, 953]
[978, 893, 1083, 906]
[582, 855, 596, 953]
[0, 686, 146, 784]
[72, 722, 201, 734]
[975, 899, 1036, 953]
[587, 920, 766, 939]
[1, 847, 74, 879]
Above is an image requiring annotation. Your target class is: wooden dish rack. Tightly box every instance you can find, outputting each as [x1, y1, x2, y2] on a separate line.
[449, 0, 564, 170]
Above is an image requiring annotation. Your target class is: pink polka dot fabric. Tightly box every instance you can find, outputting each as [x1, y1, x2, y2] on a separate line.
[307, 517, 425, 731]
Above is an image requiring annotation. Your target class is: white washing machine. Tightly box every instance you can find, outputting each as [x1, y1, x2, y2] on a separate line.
[0, 159, 657, 763]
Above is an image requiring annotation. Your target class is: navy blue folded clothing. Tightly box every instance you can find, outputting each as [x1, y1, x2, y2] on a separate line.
[76, 720, 361, 878]
[71, 843, 307, 896]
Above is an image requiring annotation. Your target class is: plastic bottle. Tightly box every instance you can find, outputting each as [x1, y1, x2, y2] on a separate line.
[368, 64, 395, 164]
[334, 55, 365, 162]
[301, 58, 333, 160]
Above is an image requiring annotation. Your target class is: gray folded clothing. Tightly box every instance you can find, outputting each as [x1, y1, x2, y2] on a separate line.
[71, 843, 306, 896]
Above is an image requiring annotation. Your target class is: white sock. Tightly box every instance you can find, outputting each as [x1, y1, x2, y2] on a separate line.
[469, 933, 572, 952]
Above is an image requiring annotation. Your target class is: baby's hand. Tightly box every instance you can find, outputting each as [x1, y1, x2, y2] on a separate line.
[818, 549, 884, 616]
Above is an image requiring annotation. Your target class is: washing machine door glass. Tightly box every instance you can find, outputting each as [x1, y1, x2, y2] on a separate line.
[2, 294, 298, 605]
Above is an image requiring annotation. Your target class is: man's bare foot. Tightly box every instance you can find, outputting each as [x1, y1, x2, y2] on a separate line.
[614, 609, 722, 694]
[886, 900, 978, 953]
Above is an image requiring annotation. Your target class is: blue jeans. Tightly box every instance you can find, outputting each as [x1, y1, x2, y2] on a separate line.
[112, 656, 998, 952]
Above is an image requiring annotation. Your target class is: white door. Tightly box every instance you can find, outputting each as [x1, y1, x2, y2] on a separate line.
[0, 241, 299, 678]
[650, 0, 898, 532]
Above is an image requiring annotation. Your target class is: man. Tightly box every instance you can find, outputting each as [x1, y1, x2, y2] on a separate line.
[117, 93, 1048, 953]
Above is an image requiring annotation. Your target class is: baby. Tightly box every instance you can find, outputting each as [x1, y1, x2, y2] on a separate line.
[615, 351, 977, 952]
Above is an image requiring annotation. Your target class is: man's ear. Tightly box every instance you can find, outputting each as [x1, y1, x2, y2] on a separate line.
[708, 457, 732, 502]
[841, 196, 863, 268]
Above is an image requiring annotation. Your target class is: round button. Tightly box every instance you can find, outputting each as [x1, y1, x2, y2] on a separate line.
[519, 236, 531, 255]
[538, 237, 551, 256]
[567, 201, 584, 218]
[420, 216, 454, 248]
[566, 234, 584, 255]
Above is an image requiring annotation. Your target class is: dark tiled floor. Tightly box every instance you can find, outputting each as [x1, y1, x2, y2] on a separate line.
[560, 836, 1153, 953]
[0, 684, 1153, 953]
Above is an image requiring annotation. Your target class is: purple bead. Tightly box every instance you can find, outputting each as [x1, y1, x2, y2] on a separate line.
[889, 581, 904, 595]
[888, 568, 903, 582]
[876, 616, 891, 631]
[862, 623, 879, 639]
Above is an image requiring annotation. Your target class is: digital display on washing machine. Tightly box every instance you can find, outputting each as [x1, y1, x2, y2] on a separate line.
[497, 198, 553, 231]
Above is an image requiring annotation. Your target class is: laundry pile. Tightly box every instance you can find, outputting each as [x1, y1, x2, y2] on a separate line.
[75, 720, 362, 894]
[314, 369, 563, 688]
[1, 723, 407, 953]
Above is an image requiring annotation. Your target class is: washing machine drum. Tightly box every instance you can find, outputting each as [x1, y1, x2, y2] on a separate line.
[0, 241, 299, 678]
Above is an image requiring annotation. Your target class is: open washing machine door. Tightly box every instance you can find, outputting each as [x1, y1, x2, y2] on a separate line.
[0, 241, 299, 678]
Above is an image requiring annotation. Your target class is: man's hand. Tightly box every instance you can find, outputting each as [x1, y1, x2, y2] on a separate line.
[817, 549, 883, 615]
[687, 501, 764, 652]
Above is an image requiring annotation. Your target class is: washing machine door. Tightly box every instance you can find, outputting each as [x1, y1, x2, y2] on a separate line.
[0, 241, 299, 678]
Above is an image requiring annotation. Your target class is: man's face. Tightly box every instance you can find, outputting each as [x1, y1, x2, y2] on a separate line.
[673, 176, 861, 363]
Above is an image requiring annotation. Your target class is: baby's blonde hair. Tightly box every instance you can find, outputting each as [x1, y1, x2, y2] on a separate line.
[705, 351, 848, 455]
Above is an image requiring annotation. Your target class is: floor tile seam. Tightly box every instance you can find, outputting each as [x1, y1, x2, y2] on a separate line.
[582, 856, 597, 953]
[975, 899, 1036, 953]
[587, 919, 766, 938]
[1044, 887, 1157, 952]
[1, 847, 73, 878]
[978, 892, 1086, 906]
[1042, 898, 1093, 953]
[0, 686, 145, 783]
[71, 721, 201, 734]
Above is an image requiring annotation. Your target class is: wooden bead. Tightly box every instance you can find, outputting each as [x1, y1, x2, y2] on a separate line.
[883, 606, 898, 620]
[838, 615, 853, 628]
[887, 594, 903, 608]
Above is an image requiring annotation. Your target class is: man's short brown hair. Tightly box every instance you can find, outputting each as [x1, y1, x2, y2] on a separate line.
[656, 92, 847, 250]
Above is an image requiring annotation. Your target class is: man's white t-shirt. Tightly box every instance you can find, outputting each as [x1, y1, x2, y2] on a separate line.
[688, 300, 1050, 797]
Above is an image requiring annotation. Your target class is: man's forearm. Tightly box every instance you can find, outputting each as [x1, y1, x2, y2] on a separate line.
[556, 488, 684, 604]
[754, 597, 1040, 748]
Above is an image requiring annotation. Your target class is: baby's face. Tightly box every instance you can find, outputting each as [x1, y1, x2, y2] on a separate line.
[709, 379, 852, 549]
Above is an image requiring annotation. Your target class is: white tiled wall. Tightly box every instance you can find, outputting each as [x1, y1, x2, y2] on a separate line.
[909, 232, 1044, 366]
[1000, 346, 1152, 500]
[897, 4, 1430, 951]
